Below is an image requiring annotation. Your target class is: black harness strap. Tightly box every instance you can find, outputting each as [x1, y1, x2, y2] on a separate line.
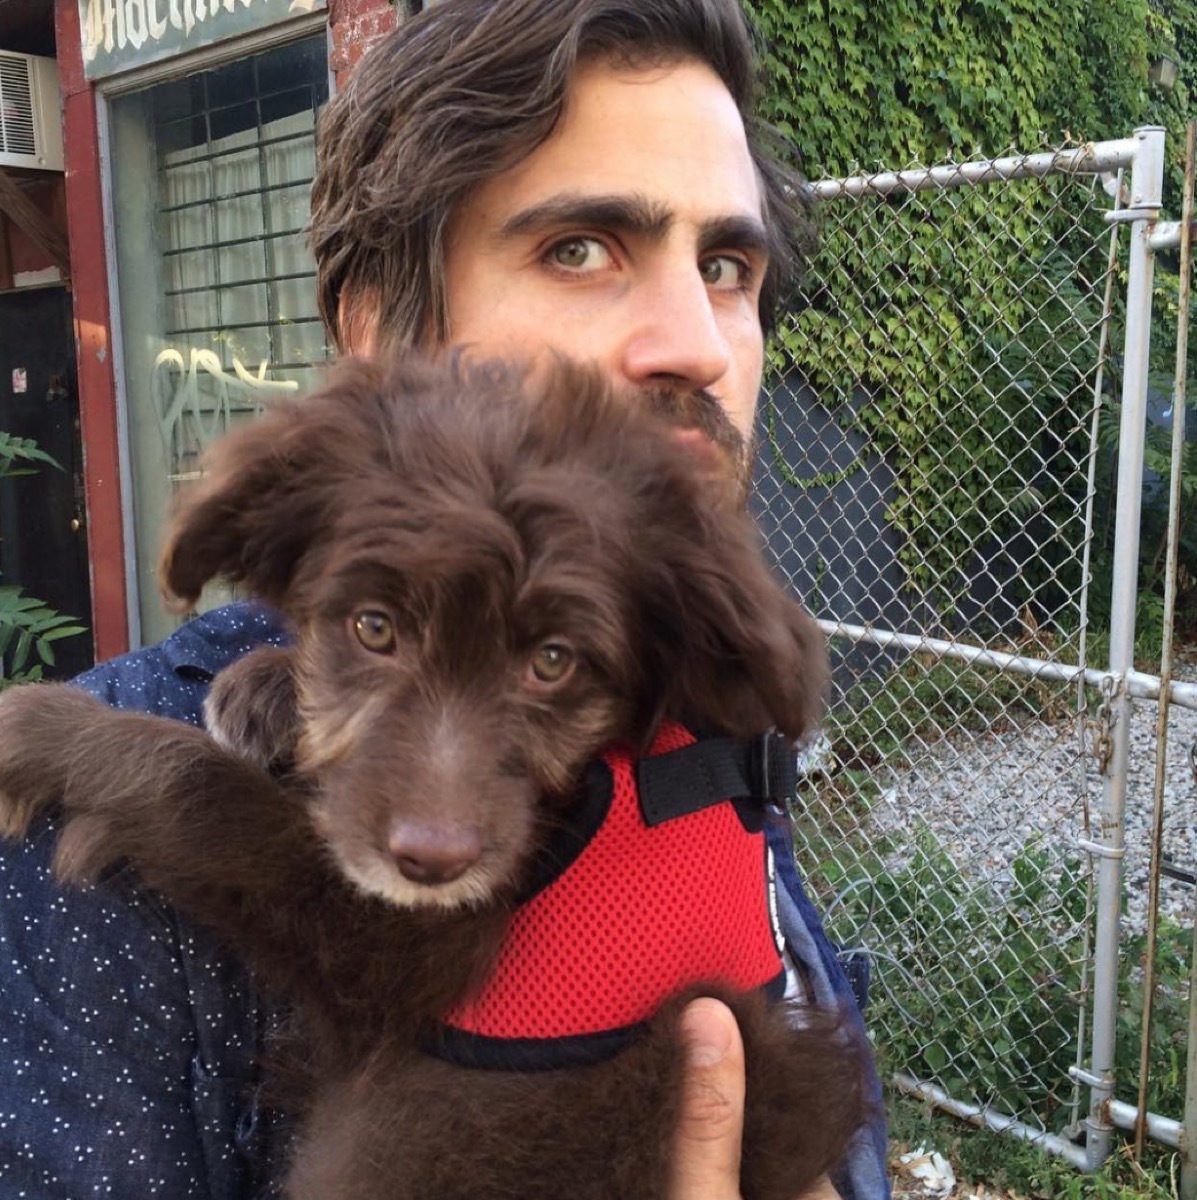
[424, 970, 788, 1072]
[636, 732, 797, 832]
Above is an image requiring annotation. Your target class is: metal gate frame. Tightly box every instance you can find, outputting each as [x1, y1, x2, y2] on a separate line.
[804, 126, 1197, 1180]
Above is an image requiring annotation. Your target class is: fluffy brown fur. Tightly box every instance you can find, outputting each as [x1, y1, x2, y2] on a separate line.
[0, 354, 871, 1199]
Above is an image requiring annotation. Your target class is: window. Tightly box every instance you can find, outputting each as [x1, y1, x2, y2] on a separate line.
[109, 33, 330, 645]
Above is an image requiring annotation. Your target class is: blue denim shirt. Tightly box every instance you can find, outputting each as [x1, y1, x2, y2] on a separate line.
[0, 601, 888, 1199]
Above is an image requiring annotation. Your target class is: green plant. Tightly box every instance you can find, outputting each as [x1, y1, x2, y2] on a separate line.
[809, 805, 1197, 1122]
[800, 795, 1194, 1186]
[1117, 916, 1193, 1119]
[0, 434, 86, 686]
[889, 1093, 1180, 1199]
[745, 0, 1197, 635]
[1070, 378, 1197, 660]
[798, 820, 1090, 1120]
[746, 0, 1149, 173]
[0, 430, 61, 479]
[0, 585, 87, 686]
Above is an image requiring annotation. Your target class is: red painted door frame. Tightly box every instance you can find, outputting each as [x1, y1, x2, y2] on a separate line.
[53, 0, 396, 660]
[55, 0, 125, 662]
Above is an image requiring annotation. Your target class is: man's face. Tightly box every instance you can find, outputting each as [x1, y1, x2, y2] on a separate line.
[439, 57, 768, 469]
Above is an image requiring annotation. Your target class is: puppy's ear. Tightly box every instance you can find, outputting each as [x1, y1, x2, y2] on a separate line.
[644, 510, 829, 743]
[158, 358, 385, 611]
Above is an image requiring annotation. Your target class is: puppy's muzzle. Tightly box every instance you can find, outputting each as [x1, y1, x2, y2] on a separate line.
[388, 818, 483, 886]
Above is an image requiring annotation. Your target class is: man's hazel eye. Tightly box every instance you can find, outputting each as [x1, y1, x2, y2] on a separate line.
[548, 237, 608, 271]
[353, 610, 397, 654]
[699, 254, 748, 290]
[529, 641, 575, 685]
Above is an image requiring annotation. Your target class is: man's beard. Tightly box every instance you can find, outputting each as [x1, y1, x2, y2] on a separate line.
[635, 386, 755, 503]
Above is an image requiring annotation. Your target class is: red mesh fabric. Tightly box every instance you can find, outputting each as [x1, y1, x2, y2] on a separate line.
[442, 722, 782, 1039]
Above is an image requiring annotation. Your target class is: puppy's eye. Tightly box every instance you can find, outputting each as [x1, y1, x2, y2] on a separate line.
[529, 641, 575, 685]
[353, 610, 397, 654]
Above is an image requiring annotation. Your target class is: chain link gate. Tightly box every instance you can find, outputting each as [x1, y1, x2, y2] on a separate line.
[754, 127, 1197, 1176]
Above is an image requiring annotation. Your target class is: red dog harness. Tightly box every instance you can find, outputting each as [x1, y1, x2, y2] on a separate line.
[430, 722, 793, 1070]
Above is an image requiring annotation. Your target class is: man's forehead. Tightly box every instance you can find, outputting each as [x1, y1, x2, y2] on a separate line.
[467, 58, 765, 238]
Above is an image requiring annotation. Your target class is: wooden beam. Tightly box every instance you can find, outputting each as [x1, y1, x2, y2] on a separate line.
[0, 169, 70, 280]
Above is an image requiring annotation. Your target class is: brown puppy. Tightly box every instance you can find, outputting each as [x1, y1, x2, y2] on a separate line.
[0, 355, 870, 1200]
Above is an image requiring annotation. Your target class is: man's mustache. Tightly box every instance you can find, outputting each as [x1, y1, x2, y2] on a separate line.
[635, 386, 754, 497]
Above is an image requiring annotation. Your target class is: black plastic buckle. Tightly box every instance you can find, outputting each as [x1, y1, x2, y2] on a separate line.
[750, 732, 797, 817]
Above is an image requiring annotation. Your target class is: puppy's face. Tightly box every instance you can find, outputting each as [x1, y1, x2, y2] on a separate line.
[160, 355, 828, 913]
[288, 521, 641, 911]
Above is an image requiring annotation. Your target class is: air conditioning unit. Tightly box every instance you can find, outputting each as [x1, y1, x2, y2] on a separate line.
[0, 53, 64, 172]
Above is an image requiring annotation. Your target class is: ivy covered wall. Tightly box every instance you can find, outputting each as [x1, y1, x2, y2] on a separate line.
[747, 0, 1195, 630]
[746, 0, 1154, 176]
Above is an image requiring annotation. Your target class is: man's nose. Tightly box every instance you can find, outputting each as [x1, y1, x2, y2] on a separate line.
[618, 267, 731, 391]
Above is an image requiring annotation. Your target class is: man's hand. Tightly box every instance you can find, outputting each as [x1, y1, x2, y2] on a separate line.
[669, 997, 843, 1200]
[670, 997, 746, 1200]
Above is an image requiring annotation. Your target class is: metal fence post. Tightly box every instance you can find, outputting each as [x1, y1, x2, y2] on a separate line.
[1173, 119, 1197, 1200]
[1083, 125, 1166, 1171]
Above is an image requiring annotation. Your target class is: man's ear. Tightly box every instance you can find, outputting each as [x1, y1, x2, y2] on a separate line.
[158, 358, 386, 611]
[644, 515, 829, 743]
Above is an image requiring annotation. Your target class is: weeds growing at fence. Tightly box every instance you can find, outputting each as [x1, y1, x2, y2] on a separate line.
[890, 1094, 1179, 1200]
[802, 820, 1090, 1122]
[800, 788, 1197, 1129]
[800, 630, 1197, 1182]
[1116, 917, 1193, 1120]
[798, 746, 1194, 1185]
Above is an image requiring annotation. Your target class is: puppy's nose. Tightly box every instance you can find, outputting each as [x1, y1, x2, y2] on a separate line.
[388, 819, 482, 885]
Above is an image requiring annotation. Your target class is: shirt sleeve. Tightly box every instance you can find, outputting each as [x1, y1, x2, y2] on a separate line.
[0, 604, 290, 1199]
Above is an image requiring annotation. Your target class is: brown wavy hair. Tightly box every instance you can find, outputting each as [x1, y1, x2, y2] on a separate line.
[308, 0, 816, 353]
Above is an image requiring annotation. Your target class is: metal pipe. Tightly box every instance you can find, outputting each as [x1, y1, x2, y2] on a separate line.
[893, 1074, 1090, 1169]
[1149, 220, 1197, 253]
[163, 270, 313, 299]
[816, 618, 1197, 710]
[1109, 1098, 1182, 1149]
[163, 315, 323, 338]
[811, 139, 1140, 200]
[158, 125, 314, 172]
[1071, 192, 1125, 1134]
[1084, 125, 1166, 1173]
[158, 175, 309, 215]
[160, 225, 309, 258]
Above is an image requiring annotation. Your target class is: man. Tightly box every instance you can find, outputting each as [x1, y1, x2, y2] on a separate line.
[0, 1, 887, 1197]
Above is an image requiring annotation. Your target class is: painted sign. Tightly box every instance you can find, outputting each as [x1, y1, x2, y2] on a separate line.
[80, 0, 325, 80]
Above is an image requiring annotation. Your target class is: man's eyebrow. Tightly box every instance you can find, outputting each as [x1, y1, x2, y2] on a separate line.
[498, 193, 673, 241]
[696, 215, 771, 260]
[498, 193, 772, 262]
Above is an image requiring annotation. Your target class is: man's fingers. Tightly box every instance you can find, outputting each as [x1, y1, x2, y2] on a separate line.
[669, 997, 746, 1200]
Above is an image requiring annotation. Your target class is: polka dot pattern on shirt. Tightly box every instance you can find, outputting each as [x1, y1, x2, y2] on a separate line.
[0, 603, 291, 1199]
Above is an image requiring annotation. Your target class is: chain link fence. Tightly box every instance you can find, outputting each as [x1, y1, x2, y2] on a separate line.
[754, 143, 1139, 1144]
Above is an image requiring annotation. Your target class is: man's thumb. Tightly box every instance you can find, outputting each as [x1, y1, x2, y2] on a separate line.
[669, 997, 746, 1200]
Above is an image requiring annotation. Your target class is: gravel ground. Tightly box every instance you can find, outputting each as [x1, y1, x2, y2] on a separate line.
[865, 659, 1197, 939]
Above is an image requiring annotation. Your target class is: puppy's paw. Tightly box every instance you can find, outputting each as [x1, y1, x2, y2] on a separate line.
[0, 783, 40, 840]
[0, 684, 100, 838]
[52, 812, 118, 885]
[204, 647, 299, 773]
